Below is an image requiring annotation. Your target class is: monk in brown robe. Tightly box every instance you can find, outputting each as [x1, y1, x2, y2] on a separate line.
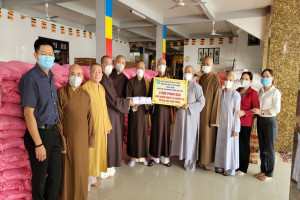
[126, 61, 150, 167]
[100, 56, 135, 178]
[198, 56, 222, 171]
[57, 64, 95, 200]
[148, 58, 172, 167]
[110, 55, 128, 144]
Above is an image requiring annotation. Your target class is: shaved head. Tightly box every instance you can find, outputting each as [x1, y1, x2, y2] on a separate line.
[225, 73, 234, 82]
[203, 56, 214, 66]
[157, 58, 166, 66]
[185, 65, 194, 74]
[69, 64, 82, 74]
[136, 61, 145, 70]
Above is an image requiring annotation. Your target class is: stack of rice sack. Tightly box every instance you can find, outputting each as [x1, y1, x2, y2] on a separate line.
[0, 61, 33, 200]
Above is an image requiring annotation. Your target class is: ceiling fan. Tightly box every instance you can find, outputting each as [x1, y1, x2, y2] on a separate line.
[211, 21, 222, 36]
[169, 0, 206, 10]
[32, 3, 59, 22]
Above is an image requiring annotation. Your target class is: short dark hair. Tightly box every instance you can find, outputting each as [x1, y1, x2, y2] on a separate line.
[100, 55, 111, 64]
[34, 38, 54, 53]
[261, 69, 274, 77]
[90, 63, 101, 71]
[241, 71, 253, 80]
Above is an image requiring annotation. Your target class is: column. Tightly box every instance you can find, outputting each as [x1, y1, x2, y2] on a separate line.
[156, 25, 166, 63]
[267, 0, 300, 152]
[96, 0, 113, 62]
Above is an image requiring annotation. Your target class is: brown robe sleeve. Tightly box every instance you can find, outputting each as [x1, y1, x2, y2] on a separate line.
[87, 94, 95, 148]
[56, 87, 67, 152]
[209, 75, 222, 125]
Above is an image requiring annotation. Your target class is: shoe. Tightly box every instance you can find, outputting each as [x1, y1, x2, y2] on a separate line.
[128, 161, 135, 167]
[142, 160, 148, 166]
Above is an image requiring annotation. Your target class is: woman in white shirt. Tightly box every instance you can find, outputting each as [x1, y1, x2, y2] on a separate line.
[251, 69, 281, 182]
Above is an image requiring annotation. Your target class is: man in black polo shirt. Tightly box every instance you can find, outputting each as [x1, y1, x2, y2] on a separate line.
[19, 38, 62, 200]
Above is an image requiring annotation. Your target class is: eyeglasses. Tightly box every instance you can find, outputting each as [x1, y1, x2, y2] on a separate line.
[91, 70, 102, 74]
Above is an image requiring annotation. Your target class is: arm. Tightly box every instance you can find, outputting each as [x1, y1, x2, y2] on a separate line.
[24, 107, 46, 162]
[56, 89, 67, 152]
[210, 78, 222, 126]
[268, 89, 281, 115]
[87, 97, 95, 148]
[232, 94, 241, 134]
[188, 84, 205, 115]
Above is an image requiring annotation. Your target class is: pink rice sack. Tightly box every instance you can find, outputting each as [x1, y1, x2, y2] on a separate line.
[0, 168, 31, 182]
[0, 147, 27, 159]
[1, 92, 21, 104]
[0, 103, 23, 117]
[0, 130, 25, 139]
[0, 116, 26, 130]
[0, 138, 25, 151]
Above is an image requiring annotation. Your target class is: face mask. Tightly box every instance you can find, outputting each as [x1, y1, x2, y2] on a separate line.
[183, 73, 193, 81]
[241, 80, 250, 88]
[105, 65, 113, 75]
[224, 80, 233, 89]
[116, 63, 125, 72]
[38, 55, 55, 70]
[69, 76, 82, 88]
[202, 66, 211, 74]
[261, 77, 272, 87]
[158, 65, 166, 73]
[136, 69, 144, 77]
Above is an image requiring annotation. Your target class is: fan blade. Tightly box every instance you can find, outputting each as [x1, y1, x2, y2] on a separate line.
[185, 3, 202, 5]
[169, 5, 179, 9]
[172, 0, 180, 3]
[50, 16, 59, 19]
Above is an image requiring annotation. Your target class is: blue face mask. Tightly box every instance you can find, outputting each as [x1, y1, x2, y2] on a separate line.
[261, 77, 272, 87]
[38, 55, 55, 70]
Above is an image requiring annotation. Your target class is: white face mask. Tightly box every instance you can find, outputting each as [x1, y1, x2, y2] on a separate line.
[241, 80, 250, 88]
[158, 65, 166, 73]
[136, 69, 144, 78]
[183, 73, 193, 81]
[224, 80, 233, 89]
[202, 65, 211, 74]
[115, 63, 125, 72]
[105, 65, 113, 75]
[69, 76, 82, 88]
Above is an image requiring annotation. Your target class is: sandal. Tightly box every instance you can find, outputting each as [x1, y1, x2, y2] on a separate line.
[164, 162, 172, 167]
[91, 182, 101, 188]
[148, 159, 155, 167]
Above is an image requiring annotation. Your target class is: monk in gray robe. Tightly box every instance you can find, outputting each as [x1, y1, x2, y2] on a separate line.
[126, 61, 150, 167]
[198, 56, 222, 171]
[171, 65, 205, 171]
[214, 73, 241, 176]
[57, 64, 95, 200]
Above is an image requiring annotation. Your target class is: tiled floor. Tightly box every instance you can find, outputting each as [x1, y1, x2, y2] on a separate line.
[88, 152, 291, 200]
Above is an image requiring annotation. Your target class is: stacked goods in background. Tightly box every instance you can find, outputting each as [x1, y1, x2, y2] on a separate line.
[74, 58, 96, 66]
[0, 61, 158, 199]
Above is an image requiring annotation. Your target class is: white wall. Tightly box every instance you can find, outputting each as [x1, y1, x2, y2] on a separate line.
[112, 40, 130, 61]
[0, 8, 130, 64]
[183, 30, 264, 74]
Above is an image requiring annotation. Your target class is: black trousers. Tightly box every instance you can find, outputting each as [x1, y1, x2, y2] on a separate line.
[237, 126, 252, 173]
[257, 116, 278, 177]
[24, 128, 62, 200]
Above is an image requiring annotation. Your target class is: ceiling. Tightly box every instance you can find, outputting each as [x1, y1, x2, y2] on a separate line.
[2, 0, 272, 44]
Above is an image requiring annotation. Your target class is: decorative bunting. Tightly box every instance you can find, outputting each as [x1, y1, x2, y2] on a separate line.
[210, 38, 214, 45]
[61, 26, 65, 34]
[120, 41, 123, 44]
[83, 31, 87, 38]
[124, 41, 127, 44]
[148, 43, 152, 48]
[170, 41, 174, 47]
[42, 21, 47, 29]
[76, 29, 80, 37]
[201, 39, 205, 45]
[8, 10, 14, 20]
[129, 43, 133, 48]
[192, 39, 196, 45]
[177, 41, 181, 47]
[51, 24, 56, 33]
[184, 39, 189, 46]
[31, 18, 37, 28]
[142, 43, 146, 48]
[69, 28, 73, 36]
[136, 43, 140, 48]
[89, 32, 92, 39]
[0, 8, 2, 18]
[20, 14, 26, 19]
[219, 38, 223, 44]
[229, 37, 233, 44]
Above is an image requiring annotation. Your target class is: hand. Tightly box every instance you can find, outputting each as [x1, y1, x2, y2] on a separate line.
[210, 124, 214, 128]
[107, 130, 111, 134]
[133, 105, 139, 110]
[232, 132, 238, 137]
[251, 108, 262, 115]
[149, 103, 154, 106]
[176, 106, 180, 109]
[62, 151, 66, 154]
[182, 104, 189, 110]
[129, 100, 135, 107]
[236, 110, 245, 118]
[35, 145, 46, 162]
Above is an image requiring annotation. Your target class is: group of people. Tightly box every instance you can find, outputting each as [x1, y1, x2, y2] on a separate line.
[18, 38, 281, 200]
